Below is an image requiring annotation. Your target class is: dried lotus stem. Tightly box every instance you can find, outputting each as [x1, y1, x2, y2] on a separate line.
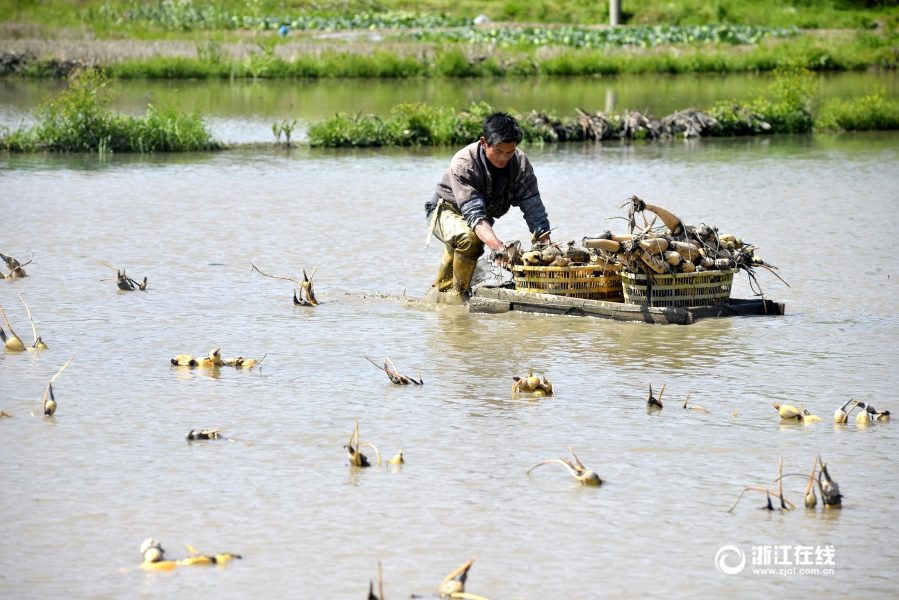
[363, 354, 422, 385]
[639, 237, 669, 253]
[778, 457, 784, 509]
[0, 302, 25, 349]
[663, 251, 681, 266]
[251, 262, 304, 286]
[669, 240, 700, 262]
[729, 487, 795, 512]
[640, 251, 667, 274]
[582, 238, 620, 252]
[18, 292, 40, 347]
[361, 442, 381, 465]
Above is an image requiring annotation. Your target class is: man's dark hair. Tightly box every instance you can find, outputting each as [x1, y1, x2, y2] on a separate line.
[482, 112, 523, 146]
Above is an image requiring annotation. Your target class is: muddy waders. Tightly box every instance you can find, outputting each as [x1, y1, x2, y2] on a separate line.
[424, 200, 485, 304]
[433, 247, 454, 292]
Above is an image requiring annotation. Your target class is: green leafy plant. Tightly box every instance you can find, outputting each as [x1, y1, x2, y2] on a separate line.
[196, 40, 224, 63]
[272, 119, 298, 146]
[815, 86, 899, 131]
[86, 3, 471, 32]
[709, 60, 818, 135]
[1, 68, 220, 152]
[0, 124, 36, 152]
[400, 24, 803, 49]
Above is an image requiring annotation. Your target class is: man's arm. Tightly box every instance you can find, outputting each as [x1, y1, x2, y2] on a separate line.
[473, 220, 506, 252]
[471, 194, 551, 250]
[511, 156, 551, 241]
[519, 194, 551, 243]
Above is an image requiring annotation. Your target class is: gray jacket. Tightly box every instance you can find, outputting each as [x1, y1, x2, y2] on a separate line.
[427, 142, 550, 236]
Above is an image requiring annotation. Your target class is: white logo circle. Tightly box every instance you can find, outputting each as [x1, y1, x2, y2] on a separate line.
[716, 545, 746, 575]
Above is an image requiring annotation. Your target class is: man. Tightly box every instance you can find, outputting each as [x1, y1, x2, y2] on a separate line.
[424, 112, 551, 304]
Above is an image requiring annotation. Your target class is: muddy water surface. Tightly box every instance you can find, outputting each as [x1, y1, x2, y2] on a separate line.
[1, 134, 898, 599]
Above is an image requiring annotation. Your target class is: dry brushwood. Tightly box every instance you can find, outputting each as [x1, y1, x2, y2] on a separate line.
[345, 421, 382, 467]
[774, 455, 843, 508]
[186, 429, 221, 440]
[364, 354, 423, 385]
[236, 353, 266, 369]
[617, 110, 662, 140]
[101, 263, 147, 291]
[729, 457, 795, 512]
[0, 301, 26, 351]
[18, 293, 47, 349]
[527, 447, 602, 486]
[42, 355, 74, 417]
[658, 109, 720, 138]
[575, 108, 615, 141]
[0, 252, 33, 278]
[646, 383, 665, 409]
[438, 557, 478, 598]
[251, 261, 320, 306]
[526, 110, 581, 142]
[367, 561, 384, 600]
[681, 392, 708, 412]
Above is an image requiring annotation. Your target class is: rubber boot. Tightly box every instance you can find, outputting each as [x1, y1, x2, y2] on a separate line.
[434, 247, 455, 292]
[423, 247, 455, 303]
[441, 250, 478, 306]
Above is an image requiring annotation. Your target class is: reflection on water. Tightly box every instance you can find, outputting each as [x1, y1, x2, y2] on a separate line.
[1, 134, 898, 598]
[2, 71, 898, 142]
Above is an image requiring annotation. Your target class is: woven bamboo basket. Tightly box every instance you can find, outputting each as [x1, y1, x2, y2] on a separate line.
[511, 263, 623, 302]
[621, 269, 736, 308]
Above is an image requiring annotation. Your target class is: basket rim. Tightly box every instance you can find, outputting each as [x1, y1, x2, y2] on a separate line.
[512, 262, 618, 272]
[621, 268, 737, 281]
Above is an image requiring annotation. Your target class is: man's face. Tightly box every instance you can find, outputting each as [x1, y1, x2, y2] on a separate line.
[480, 138, 517, 169]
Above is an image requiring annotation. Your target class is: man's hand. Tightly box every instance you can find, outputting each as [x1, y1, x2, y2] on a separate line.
[474, 220, 505, 252]
[531, 229, 552, 245]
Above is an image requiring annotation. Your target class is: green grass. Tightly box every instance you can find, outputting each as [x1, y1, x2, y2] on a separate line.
[539, 32, 899, 75]
[104, 50, 439, 79]
[815, 86, 899, 129]
[1, 32, 888, 80]
[1, 69, 220, 152]
[710, 61, 817, 134]
[3, 0, 899, 33]
[307, 102, 489, 147]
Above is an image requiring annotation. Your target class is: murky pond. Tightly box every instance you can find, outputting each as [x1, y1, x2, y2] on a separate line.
[1, 133, 898, 599]
[2, 70, 898, 143]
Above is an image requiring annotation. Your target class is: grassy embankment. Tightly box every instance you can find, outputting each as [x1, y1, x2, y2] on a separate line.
[0, 69, 219, 152]
[306, 65, 899, 146]
[2, 1, 899, 78]
[3, 31, 897, 79]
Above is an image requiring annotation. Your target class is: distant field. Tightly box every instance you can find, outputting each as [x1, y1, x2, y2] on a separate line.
[3, 1, 898, 80]
[1, 0, 898, 40]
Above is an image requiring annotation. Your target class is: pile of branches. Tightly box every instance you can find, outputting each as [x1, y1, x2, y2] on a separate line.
[1, 52, 92, 78]
[310, 101, 783, 148]
[658, 109, 721, 138]
[523, 108, 728, 142]
[0, 52, 31, 76]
